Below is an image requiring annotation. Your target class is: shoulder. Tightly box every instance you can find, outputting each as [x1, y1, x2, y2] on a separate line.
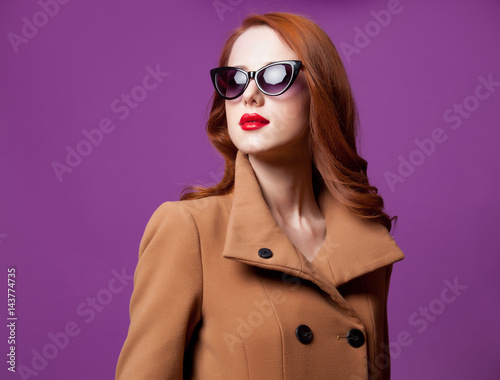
[147, 192, 231, 224]
[177, 192, 233, 219]
[139, 193, 233, 254]
[155, 192, 233, 223]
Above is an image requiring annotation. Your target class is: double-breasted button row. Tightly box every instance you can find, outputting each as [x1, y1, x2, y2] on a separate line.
[294, 325, 365, 348]
[258, 248, 365, 348]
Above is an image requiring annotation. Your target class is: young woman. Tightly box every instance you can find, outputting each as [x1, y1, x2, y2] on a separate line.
[116, 12, 404, 380]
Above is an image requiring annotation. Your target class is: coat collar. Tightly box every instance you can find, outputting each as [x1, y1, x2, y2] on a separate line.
[222, 150, 404, 291]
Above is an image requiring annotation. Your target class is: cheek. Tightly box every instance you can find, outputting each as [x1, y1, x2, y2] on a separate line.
[225, 100, 239, 126]
[271, 83, 310, 128]
[225, 101, 241, 142]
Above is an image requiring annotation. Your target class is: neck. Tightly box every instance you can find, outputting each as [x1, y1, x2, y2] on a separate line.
[246, 147, 321, 227]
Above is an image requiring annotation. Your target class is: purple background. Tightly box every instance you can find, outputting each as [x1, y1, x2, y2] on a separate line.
[1, 0, 499, 379]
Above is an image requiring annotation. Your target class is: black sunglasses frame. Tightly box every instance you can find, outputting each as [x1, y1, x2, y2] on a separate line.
[210, 60, 303, 100]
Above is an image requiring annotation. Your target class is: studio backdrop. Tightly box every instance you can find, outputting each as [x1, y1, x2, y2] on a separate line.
[1, 0, 499, 379]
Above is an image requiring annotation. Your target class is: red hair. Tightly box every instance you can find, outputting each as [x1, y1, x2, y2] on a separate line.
[180, 12, 395, 232]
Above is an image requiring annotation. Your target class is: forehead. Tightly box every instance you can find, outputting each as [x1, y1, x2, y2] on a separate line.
[227, 26, 298, 69]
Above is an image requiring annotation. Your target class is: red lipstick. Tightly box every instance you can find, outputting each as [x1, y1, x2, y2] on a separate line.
[239, 113, 270, 130]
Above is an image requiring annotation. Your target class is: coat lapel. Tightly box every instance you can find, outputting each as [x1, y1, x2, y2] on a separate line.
[222, 150, 404, 292]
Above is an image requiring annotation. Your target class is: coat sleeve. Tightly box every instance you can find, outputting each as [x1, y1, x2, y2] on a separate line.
[381, 264, 394, 380]
[116, 201, 203, 379]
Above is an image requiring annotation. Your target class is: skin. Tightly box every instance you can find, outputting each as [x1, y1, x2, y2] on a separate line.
[225, 26, 326, 262]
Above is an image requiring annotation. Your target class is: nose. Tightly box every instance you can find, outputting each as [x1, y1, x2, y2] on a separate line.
[242, 78, 264, 106]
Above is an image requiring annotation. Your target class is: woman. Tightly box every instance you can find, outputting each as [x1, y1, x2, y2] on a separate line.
[116, 12, 404, 380]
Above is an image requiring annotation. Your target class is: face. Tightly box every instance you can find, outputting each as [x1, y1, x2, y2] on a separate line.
[225, 26, 311, 160]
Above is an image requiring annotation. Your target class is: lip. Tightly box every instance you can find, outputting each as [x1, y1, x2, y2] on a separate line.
[239, 113, 270, 130]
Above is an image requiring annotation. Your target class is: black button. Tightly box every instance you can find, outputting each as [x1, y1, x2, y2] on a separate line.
[346, 329, 365, 348]
[258, 248, 273, 259]
[295, 324, 313, 344]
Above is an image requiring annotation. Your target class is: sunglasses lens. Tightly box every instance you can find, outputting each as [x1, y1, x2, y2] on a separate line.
[216, 68, 247, 99]
[257, 63, 293, 95]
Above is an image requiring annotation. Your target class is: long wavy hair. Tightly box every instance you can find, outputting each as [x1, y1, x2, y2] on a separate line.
[180, 12, 395, 232]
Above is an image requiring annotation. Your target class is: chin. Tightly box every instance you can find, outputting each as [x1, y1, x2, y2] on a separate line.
[239, 146, 289, 161]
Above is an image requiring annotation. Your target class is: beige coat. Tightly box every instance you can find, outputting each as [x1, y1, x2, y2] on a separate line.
[116, 150, 405, 379]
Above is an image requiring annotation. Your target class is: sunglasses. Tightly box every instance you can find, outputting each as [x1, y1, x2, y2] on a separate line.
[210, 60, 303, 100]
